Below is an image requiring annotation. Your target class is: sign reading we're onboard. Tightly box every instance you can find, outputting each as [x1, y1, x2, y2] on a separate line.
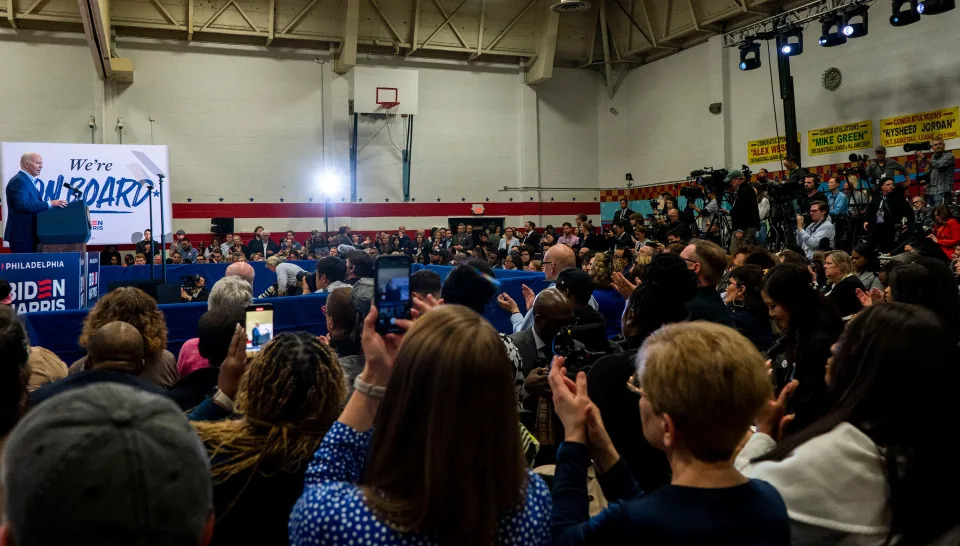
[1, 142, 172, 245]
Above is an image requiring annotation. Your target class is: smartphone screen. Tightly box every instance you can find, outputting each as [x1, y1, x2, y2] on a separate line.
[375, 255, 412, 335]
[245, 303, 274, 354]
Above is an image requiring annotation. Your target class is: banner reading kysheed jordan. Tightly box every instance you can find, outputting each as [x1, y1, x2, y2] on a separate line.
[1, 142, 172, 246]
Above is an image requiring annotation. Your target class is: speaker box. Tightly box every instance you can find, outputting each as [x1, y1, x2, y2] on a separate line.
[211, 217, 234, 234]
[106, 279, 163, 301]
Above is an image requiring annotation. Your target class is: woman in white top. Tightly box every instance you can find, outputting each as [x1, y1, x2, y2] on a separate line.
[498, 227, 520, 252]
[737, 303, 960, 546]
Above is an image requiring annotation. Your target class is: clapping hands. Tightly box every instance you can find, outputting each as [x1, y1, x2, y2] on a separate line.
[548, 356, 620, 472]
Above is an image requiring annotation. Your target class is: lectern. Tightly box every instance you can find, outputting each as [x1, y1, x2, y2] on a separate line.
[38, 200, 93, 307]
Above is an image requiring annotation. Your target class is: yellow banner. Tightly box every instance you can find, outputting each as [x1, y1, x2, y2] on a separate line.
[807, 120, 873, 156]
[879, 106, 960, 147]
[747, 135, 799, 165]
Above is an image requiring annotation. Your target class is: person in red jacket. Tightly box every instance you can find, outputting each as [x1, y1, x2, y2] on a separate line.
[928, 204, 960, 258]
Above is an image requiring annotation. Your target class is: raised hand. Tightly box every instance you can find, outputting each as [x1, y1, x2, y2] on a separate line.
[521, 284, 536, 311]
[497, 292, 520, 315]
[218, 324, 250, 400]
[611, 271, 637, 299]
[756, 379, 798, 441]
[548, 356, 591, 444]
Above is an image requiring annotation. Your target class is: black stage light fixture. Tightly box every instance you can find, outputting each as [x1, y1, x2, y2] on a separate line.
[777, 27, 804, 56]
[739, 39, 761, 71]
[842, 5, 869, 38]
[918, 0, 955, 14]
[819, 14, 847, 46]
[891, 0, 921, 25]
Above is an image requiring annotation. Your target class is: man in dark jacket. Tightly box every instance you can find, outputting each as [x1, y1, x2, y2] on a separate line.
[612, 198, 634, 228]
[727, 169, 760, 253]
[864, 177, 914, 253]
[246, 230, 278, 258]
[679, 240, 733, 326]
[521, 221, 541, 249]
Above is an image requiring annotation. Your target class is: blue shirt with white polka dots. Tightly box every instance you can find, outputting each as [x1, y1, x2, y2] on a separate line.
[289, 422, 552, 545]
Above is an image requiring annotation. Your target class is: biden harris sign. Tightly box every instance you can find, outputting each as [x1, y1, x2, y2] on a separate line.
[0, 252, 100, 312]
[1, 142, 172, 246]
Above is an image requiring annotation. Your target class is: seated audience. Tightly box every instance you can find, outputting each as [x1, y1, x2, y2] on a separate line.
[851, 243, 883, 291]
[168, 305, 245, 411]
[320, 287, 364, 393]
[225, 261, 255, 286]
[502, 253, 518, 270]
[680, 239, 733, 325]
[527, 259, 543, 272]
[306, 256, 348, 294]
[556, 267, 605, 329]
[724, 265, 774, 351]
[550, 322, 789, 545]
[587, 254, 695, 492]
[25, 346, 68, 392]
[410, 269, 442, 300]
[177, 276, 253, 378]
[193, 331, 345, 546]
[587, 253, 625, 338]
[886, 258, 960, 342]
[2, 383, 214, 546]
[929, 203, 960, 258]
[738, 303, 960, 545]
[1, 306, 30, 441]
[32, 321, 162, 406]
[821, 250, 865, 319]
[289, 304, 551, 545]
[69, 287, 178, 388]
[762, 264, 843, 434]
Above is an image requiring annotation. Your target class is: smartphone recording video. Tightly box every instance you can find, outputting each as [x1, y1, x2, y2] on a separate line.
[374, 255, 412, 335]
[245, 303, 274, 354]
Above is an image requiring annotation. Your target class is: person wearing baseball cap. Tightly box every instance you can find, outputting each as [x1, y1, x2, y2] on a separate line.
[555, 267, 606, 330]
[726, 169, 760, 254]
[1, 383, 214, 546]
[866, 145, 907, 184]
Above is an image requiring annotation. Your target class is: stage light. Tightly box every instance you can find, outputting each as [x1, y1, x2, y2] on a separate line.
[819, 14, 847, 46]
[777, 27, 803, 56]
[890, 0, 921, 25]
[842, 5, 869, 38]
[317, 171, 342, 198]
[918, 0, 955, 14]
[739, 40, 761, 71]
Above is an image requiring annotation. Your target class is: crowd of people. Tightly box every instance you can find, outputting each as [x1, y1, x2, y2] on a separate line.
[4, 184, 960, 545]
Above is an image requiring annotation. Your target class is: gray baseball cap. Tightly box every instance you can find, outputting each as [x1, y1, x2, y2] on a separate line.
[724, 169, 745, 183]
[1, 383, 213, 546]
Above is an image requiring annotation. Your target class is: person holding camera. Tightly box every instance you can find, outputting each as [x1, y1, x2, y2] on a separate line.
[180, 275, 209, 303]
[796, 202, 835, 259]
[783, 155, 808, 186]
[920, 137, 954, 206]
[727, 169, 760, 254]
[266, 255, 306, 296]
[865, 145, 907, 185]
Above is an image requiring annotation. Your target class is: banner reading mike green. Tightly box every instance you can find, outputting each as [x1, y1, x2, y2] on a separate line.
[807, 120, 872, 157]
[879, 106, 959, 147]
[747, 134, 800, 165]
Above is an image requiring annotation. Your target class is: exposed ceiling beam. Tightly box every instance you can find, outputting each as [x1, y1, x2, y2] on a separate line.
[7, 0, 17, 28]
[405, 0, 467, 56]
[468, 0, 485, 61]
[334, 0, 358, 73]
[278, 0, 319, 35]
[367, 0, 404, 43]
[187, 0, 192, 39]
[524, 0, 559, 84]
[265, 0, 274, 44]
[430, 0, 469, 49]
[599, 0, 614, 98]
[481, 0, 536, 56]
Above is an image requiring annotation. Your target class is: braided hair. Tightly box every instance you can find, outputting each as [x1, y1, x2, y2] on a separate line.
[193, 332, 345, 515]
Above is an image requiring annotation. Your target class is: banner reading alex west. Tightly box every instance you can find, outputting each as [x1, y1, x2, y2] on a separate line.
[807, 120, 873, 157]
[879, 107, 960, 147]
[747, 134, 799, 165]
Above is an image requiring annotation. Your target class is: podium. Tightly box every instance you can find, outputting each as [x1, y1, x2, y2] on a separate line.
[37, 201, 95, 308]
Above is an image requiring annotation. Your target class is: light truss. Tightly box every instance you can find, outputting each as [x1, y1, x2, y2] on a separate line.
[721, 0, 866, 47]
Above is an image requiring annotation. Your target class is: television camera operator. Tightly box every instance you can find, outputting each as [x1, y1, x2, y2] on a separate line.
[179, 275, 209, 303]
[783, 154, 808, 185]
[862, 145, 907, 184]
[726, 169, 760, 254]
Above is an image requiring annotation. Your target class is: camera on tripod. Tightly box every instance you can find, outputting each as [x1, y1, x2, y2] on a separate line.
[180, 275, 201, 291]
[904, 141, 931, 153]
[849, 153, 869, 163]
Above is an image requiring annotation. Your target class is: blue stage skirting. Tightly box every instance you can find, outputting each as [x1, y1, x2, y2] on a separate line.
[23, 264, 548, 364]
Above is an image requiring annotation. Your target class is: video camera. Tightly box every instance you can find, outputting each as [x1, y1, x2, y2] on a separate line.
[180, 275, 201, 291]
[552, 321, 618, 377]
[904, 141, 931, 153]
[688, 165, 752, 199]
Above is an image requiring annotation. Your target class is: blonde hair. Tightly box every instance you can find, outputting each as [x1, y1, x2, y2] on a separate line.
[825, 250, 855, 277]
[265, 255, 283, 268]
[637, 321, 771, 462]
[589, 252, 611, 287]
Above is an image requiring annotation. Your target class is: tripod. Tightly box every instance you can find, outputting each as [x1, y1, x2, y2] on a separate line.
[765, 197, 798, 252]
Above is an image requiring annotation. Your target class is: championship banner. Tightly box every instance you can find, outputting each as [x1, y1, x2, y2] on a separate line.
[879, 107, 960, 147]
[0, 252, 84, 312]
[1, 142, 172, 245]
[807, 120, 872, 157]
[747, 134, 799, 165]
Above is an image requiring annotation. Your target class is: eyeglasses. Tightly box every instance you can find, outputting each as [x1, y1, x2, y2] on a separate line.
[626, 374, 644, 397]
[542, 261, 555, 266]
[680, 257, 699, 266]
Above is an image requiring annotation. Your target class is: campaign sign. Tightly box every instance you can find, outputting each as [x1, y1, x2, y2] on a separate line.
[1, 142, 172, 245]
[85, 251, 100, 307]
[0, 252, 83, 312]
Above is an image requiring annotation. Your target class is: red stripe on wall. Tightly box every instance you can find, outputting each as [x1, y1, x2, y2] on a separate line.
[171, 201, 600, 219]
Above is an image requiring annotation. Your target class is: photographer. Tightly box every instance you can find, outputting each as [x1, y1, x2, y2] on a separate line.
[783, 154, 808, 185]
[727, 169, 760, 253]
[265, 256, 306, 296]
[656, 208, 691, 243]
[797, 174, 827, 219]
[796, 201, 835, 259]
[921, 137, 954, 205]
[180, 275, 209, 303]
[865, 145, 907, 184]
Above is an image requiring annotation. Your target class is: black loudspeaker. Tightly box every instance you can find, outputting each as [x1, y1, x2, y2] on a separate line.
[211, 217, 234, 234]
[106, 279, 163, 301]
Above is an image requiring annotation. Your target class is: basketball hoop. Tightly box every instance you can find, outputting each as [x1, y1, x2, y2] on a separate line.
[380, 102, 400, 110]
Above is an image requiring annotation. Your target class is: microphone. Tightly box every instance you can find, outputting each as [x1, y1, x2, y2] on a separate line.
[63, 182, 83, 196]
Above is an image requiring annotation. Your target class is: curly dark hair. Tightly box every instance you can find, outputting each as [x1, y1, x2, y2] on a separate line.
[0, 306, 30, 438]
[78, 287, 168, 354]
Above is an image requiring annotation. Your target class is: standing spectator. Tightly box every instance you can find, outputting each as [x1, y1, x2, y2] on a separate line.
[193, 332, 345, 546]
[738, 303, 960, 546]
[761, 264, 843, 434]
[100, 245, 121, 266]
[822, 250, 865, 318]
[135, 228, 160, 256]
[557, 222, 580, 247]
[488, 225, 503, 249]
[521, 221, 541, 248]
[70, 287, 179, 388]
[376, 232, 396, 254]
[498, 227, 521, 252]
[612, 198, 634, 228]
[289, 304, 552, 546]
[580, 223, 607, 257]
[395, 225, 413, 252]
[550, 322, 790, 545]
[864, 178, 913, 253]
[2, 384, 214, 546]
[169, 229, 187, 254]
[587, 253, 625, 338]
[452, 223, 474, 252]
[727, 169, 760, 254]
[220, 233, 235, 256]
[865, 145, 908, 184]
[285, 229, 302, 250]
[247, 230, 278, 258]
[920, 137, 954, 205]
[336, 225, 352, 246]
[928, 204, 960, 258]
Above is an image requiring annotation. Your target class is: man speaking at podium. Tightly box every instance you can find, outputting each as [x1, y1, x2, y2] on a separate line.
[4, 153, 67, 253]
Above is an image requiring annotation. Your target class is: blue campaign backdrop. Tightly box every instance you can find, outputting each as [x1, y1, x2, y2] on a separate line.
[23, 262, 548, 364]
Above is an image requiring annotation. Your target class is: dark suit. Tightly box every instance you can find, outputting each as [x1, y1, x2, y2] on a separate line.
[612, 207, 634, 228]
[611, 231, 632, 252]
[521, 231, 541, 249]
[4, 171, 49, 253]
[865, 188, 913, 252]
[508, 328, 543, 378]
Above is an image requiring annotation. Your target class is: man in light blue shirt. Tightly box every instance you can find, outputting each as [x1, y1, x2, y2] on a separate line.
[825, 176, 849, 216]
[796, 201, 835, 259]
